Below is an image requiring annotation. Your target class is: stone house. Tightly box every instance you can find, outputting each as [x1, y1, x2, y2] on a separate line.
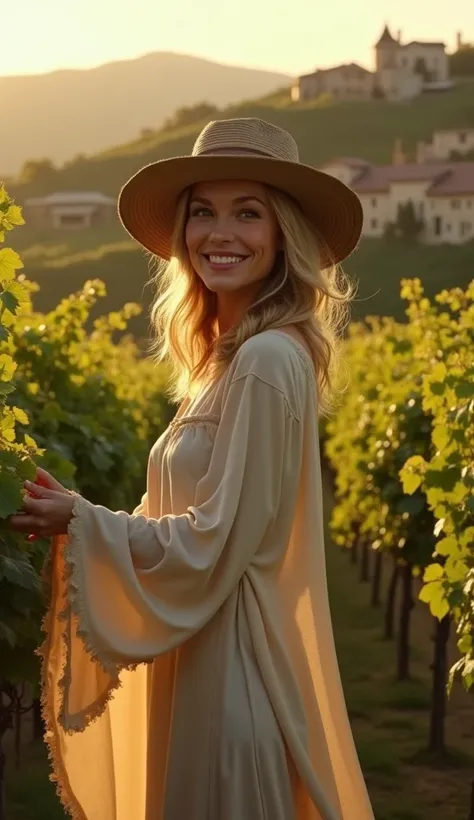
[23, 192, 116, 230]
[292, 63, 373, 102]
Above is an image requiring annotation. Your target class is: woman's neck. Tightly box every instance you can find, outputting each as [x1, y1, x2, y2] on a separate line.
[216, 287, 259, 335]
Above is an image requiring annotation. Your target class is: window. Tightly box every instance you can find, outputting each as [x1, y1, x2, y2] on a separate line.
[370, 218, 378, 229]
[460, 132, 467, 144]
[451, 199, 461, 209]
[58, 214, 87, 228]
[434, 216, 442, 236]
[467, 200, 472, 209]
[371, 197, 377, 207]
[460, 221, 472, 237]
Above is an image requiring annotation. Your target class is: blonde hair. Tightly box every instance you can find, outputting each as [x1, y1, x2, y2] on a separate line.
[149, 185, 354, 415]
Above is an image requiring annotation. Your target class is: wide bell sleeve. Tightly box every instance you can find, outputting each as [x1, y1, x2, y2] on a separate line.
[43, 370, 297, 732]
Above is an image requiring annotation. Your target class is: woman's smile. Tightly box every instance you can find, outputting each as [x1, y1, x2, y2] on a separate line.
[201, 252, 251, 271]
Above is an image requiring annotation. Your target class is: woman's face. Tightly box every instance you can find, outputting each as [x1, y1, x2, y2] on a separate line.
[185, 180, 280, 299]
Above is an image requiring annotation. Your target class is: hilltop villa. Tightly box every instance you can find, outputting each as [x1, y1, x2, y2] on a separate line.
[292, 24, 454, 102]
[321, 149, 474, 245]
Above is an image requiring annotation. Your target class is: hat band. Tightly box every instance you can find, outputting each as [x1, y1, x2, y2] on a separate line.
[195, 145, 281, 160]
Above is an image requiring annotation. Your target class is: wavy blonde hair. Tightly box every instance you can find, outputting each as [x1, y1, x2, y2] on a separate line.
[148, 185, 354, 415]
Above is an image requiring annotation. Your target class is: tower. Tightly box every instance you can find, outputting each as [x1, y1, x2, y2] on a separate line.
[374, 24, 399, 73]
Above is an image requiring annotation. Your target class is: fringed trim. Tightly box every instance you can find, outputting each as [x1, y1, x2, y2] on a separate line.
[37, 527, 88, 820]
[168, 413, 220, 441]
[168, 412, 220, 431]
[37, 493, 148, 819]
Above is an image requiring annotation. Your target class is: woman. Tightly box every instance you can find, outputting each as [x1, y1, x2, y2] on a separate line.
[10, 117, 374, 820]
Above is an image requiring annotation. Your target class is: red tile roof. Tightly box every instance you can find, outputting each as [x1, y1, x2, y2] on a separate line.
[345, 161, 474, 196]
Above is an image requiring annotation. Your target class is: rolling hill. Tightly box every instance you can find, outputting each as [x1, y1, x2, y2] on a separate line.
[7, 79, 474, 339]
[2, 52, 289, 176]
[9, 79, 474, 202]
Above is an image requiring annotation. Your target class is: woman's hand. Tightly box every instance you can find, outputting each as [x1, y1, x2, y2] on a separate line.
[8, 467, 76, 539]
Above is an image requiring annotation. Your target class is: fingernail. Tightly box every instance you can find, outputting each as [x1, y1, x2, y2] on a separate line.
[24, 480, 33, 488]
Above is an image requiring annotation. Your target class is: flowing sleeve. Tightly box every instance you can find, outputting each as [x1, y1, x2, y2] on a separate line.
[44, 362, 298, 731]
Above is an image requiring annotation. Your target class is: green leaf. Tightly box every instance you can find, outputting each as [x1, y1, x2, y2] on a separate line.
[458, 635, 473, 655]
[435, 536, 458, 557]
[432, 425, 450, 452]
[0, 470, 23, 517]
[419, 578, 449, 619]
[4, 204, 24, 229]
[12, 406, 29, 425]
[432, 362, 447, 381]
[455, 382, 474, 400]
[423, 563, 444, 582]
[0, 248, 23, 280]
[400, 471, 423, 495]
[0, 555, 40, 591]
[0, 289, 20, 314]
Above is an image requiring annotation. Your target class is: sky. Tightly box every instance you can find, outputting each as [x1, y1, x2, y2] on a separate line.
[3, 0, 473, 78]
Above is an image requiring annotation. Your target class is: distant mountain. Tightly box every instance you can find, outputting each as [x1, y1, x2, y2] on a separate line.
[3, 52, 290, 175]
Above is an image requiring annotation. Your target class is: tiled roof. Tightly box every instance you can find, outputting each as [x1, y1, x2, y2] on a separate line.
[429, 163, 474, 195]
[298, 62, 372, 80]
[349, 162, 474, 196]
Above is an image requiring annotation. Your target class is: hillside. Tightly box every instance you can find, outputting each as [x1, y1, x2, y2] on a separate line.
[12, 225, 474, 344]
[1, 52, 289, 176]
[9, 79, 474, 202]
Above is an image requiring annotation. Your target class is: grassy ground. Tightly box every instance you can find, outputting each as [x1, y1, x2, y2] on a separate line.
[4, 476, 474, 820]
[9, 80, 474, 199]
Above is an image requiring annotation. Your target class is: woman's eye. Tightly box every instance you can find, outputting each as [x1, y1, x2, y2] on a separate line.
[240, 209, 260, 219]
[190, 207, 212, 218]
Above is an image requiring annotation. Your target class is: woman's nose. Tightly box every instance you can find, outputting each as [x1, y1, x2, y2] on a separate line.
[208, 220, 235, 243]
[209, 230, 233, 243]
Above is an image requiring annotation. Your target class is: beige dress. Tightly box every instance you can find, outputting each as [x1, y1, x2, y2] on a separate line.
[40, 329, 374, 820]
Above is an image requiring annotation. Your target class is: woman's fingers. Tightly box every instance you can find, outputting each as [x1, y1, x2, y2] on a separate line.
[22, 494, 48, 514]
[35, 467, 68, 494]
[8, 513, 42, 534]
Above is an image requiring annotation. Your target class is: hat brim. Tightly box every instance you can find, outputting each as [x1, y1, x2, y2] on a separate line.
[117, 154, 363, 267]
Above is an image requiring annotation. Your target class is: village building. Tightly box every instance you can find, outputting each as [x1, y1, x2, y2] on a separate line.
[292, 24, 452, 103]
[321, 154, 474, 245]
[417, 128, 474, 162]
[23, 191, 116, 230]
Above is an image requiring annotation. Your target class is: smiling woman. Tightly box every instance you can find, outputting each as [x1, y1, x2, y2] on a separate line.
[185, 181, 280, 330]
[31, 117, 374, 820]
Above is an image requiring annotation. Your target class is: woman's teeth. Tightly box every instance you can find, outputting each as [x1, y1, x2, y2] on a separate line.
[208, 255, 245, 264]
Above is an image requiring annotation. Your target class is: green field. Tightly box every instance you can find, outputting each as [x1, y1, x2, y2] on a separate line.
[11, 221, 474, 341]
[9, 79, 474, 200]
[5, 472, 474, 820]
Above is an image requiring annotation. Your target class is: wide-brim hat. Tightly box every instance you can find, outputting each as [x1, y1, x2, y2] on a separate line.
[118, 117, 363, 267]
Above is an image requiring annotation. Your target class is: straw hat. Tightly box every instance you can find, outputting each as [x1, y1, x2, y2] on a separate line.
[118, 117, 363, 267]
